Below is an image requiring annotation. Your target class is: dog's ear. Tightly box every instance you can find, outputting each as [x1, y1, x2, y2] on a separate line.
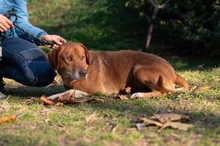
[46, 47, 62, 70]
[80, 43, 90, 65]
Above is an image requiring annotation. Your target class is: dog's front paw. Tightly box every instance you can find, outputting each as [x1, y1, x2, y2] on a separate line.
[74, 90, 89, 98]
[47, 89, 75, 101]
[130, 92, 143, 99]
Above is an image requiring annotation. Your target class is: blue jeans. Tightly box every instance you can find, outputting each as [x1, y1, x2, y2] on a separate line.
[0, 37, 56, 87]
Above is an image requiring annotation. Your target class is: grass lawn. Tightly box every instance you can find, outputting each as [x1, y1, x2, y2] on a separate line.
[1, 66, 220, 146]
[1, 0, 220, 145]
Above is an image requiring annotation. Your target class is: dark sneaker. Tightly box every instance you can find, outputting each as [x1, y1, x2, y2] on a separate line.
[0, 91, 6, 100]
[0, 77, 7, 100]
[0, 78, 6, 94]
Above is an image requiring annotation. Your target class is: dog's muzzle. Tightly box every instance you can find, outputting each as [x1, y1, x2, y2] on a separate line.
[79, 70, 87, 78]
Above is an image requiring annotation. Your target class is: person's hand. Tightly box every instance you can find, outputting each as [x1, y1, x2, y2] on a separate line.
[41, 34, 67, 49]
[0, 14, 14, 33]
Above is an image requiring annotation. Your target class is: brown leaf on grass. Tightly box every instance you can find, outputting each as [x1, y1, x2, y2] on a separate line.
[197, 86, 210, 91]
[190, 85, 210, 93]
[193, 86, 210, 93]
[136, 114, 194, 132]
[189, 86, 198, 92]
[150, 113, 192, 123]
[136, 117, 162, 130]
[0, 115, 18, 124]
[40, 95, 56, 105]
[158, 121, 194, 132]
[40, 92, 104, 106]
[40, 91, 75, 106]
[57, 92, 75, 104]
[54, 102, 64, 106]
[138, 117, 163, 127]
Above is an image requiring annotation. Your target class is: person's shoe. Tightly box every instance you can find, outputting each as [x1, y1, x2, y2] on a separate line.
[0, 78, 6, 94]
[0, 91, 6, 100]
[0, 71, 7, 99]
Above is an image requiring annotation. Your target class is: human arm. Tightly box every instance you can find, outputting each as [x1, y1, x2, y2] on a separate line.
[13, 0, 66, 48]
[13, 0, 47, 45]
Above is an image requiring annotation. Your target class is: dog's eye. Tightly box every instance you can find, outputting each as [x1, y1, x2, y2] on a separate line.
[81, 56, 85, 61]
[66, 56, 72, 61]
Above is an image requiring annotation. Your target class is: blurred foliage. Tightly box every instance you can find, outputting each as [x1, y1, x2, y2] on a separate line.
[126, 0, 220, 58]
[28, 0, 220, 58]
[28, 0, 145, 51]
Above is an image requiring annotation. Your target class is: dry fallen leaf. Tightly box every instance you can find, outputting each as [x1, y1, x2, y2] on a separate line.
[190, 85, 210, 93]
[40, 93, 104, 106]
[40, 90, 76, 106]
[57, 92, 75, 104]
[40, 95, 56, 105]
[158, 121, 194, 132]
[136, 113, 194, 132]
[54, 102, 64, 106]
[139, 117, 163, 127]
[193, 86, 210, 93]
[0, 115, 18, 124]
[150, 113, 192, 123]
[189, 86, 198, 93]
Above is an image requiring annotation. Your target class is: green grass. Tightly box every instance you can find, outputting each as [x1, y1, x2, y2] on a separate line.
[1, 0, 220, 145]
[1, 69, 220, 146]
[27, 0, 145, 51]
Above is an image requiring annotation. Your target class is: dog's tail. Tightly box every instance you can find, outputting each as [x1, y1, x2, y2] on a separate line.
[174, 74, 189, 91]
[156, 74, 189, 94]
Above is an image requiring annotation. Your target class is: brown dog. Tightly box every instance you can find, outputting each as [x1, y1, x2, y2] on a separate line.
[46, 42, 189, 99]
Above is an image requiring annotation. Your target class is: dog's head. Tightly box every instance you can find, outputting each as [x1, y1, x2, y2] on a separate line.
[46, 42, 90, 81]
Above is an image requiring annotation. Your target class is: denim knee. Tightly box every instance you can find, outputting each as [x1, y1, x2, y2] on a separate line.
[28, 62, 56, 87]
[1, 37, 57, 87]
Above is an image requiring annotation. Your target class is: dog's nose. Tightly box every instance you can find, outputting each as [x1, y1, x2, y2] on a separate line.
[79, 70, 87, 77]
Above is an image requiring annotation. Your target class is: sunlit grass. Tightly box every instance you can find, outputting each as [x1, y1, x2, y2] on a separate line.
[1, 68, 220, 145]
[1, 0, 219, 145]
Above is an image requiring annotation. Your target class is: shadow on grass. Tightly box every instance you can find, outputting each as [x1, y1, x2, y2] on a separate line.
[167, 56, 220, 71]
[5, 85, 66, 98]
[84, 96, 220, 131]
[4, 82, 220, 133]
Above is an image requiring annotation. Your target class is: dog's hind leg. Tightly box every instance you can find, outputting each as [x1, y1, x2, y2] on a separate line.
[119, 87, 132, 94]
[129, 65, 168, 99]
[129, 76, 167, 99]
[130, 90, 165, 99]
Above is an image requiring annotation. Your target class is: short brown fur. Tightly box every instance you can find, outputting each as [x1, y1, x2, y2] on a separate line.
[46, 42, 189, 98]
